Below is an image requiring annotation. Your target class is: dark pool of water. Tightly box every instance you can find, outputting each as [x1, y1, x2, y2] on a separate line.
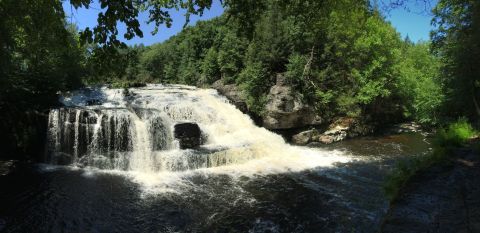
[0, 133, 431, 233]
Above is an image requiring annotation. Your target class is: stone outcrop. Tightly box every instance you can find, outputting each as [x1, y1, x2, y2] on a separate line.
[381, 148, 480, 233]
[212, 76, 321, 130]
[262, 74, 322, 130]
[174, 122, 203, 149]
[291, 117, 374, 145]
[211, 80, 248, 113]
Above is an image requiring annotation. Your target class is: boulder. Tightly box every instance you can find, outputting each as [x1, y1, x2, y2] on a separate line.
[262, 74, 322, 130]
[321, 125, 349, 143]
[292, 129, 317, 145]
[291, 117, 373, 145]
[174, 122, 202, 149]
[319, 117, 373, 143]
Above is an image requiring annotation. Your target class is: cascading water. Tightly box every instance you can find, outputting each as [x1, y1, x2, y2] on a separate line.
[46, 84, 351, 177]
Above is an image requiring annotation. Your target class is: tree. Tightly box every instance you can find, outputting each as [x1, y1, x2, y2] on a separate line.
[0, 0, 85, 158]
[200, 47, 220, 85]
[432, 0, 480, 122]
[397, 42, 443, 125]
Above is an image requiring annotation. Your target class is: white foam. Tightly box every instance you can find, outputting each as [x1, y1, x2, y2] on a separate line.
[48, 84, 355, 194]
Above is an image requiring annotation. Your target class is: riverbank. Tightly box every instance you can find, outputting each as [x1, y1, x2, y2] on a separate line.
[381, 145, 480, 232]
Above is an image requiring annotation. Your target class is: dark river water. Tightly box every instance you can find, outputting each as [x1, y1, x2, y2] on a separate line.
[0, 133, 430, 233]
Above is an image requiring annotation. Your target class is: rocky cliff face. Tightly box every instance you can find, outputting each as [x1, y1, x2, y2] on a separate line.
[381, 148, 480, 233]
[211, 80, 248, 113]
[212, 75, 322, 130]
[262, 75, 322, 130]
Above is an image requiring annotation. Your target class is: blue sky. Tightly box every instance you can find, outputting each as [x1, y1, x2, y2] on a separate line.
[63, 1, 436, 46]
[383, 0, 438, 42]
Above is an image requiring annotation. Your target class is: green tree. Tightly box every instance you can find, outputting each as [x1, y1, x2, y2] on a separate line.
[432, 0, 480, 123]
[0, 0, 85, 158]
[217, 31, 246, 83]
[200, 47, 220, 85]
[397, 42, 443, 125]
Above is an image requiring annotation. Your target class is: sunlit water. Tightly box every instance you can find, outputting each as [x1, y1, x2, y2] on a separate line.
[0, 85, 431, 232]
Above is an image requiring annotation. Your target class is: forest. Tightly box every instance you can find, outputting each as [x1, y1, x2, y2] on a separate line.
[0, 0, 479, 162]
[1, 0, 480, 232]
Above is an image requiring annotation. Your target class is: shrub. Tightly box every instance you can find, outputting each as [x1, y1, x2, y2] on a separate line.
[434, 118, 476, 148]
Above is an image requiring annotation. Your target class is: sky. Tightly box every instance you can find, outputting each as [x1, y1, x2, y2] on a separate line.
[383, 0, 438, 42]
[62, 1, 436, 46]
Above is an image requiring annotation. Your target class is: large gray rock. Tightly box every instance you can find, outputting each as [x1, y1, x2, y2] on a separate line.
[262, 74, 322, 130]
[211, 80, 248, 113]
[174, 122, 202, 149]
[292, 129, 317, 145]
[291, 117, 373, 145]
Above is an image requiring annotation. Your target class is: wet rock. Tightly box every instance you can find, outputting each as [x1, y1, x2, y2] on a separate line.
[381, 149, 480, 233]
[86, 99, 102, 106]
[174, 122, 202, 149]
[315, 135, 335, 144]
[321, 125, 349, 142]
[384, 122, 422, 135]
[292, 129, 317, 145]
[78, 110, 97, 124]
[291, 117, 374, 145]
[262, 74, 322, 130]
[53, 152, 73, 165]
[321, 117, 373, 143]
[212, 80, 248, 113]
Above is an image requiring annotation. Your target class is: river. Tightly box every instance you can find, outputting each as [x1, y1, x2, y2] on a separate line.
[0, 85, 431, 232]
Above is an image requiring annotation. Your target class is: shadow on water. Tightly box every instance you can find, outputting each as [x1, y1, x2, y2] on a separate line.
[0, 133, 431, 233]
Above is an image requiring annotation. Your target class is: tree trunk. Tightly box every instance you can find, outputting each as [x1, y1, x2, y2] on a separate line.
[473, 92, 480, 117]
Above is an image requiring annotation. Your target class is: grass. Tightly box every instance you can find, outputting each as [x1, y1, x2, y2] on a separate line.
[383, 118, 477, 202]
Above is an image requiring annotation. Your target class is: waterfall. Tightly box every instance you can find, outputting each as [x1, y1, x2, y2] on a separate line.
[46, 84, 350, 175]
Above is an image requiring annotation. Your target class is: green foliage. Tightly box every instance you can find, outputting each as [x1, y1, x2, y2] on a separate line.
[434, 118, 477, 148]
[238, 62, 271, 114]
[99, 0, 446, 123]
[432, 0, 480, 122]
[200, 48, 220, 85]
[70, 0, 217, 47]
[285, 54, 308, 90]
[396, 42, 443, 126]
[0, 0, 85, 158]
[382, 0, 480, 201]
[217, 31, 246, 83]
